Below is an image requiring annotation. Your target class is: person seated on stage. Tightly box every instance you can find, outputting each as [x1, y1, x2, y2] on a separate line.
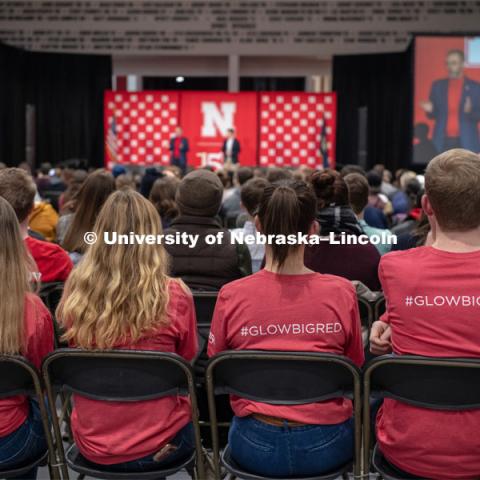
[370, 148, 480, 480]
[231, 177, 269, 273]
[220, 166, 254, 227]
[0, 197, 54, 479]
[61, 170, 115, 264]
[344, 173, 393, 256]
[208, 180, 364, 478]
[222, 128, 241, 166]
[305, 169, 381, 291]
[57, 189, 198, 472]
[164, 169, 252, 291]
[0, 168, 73, 283]
[149, 175, 180, 229]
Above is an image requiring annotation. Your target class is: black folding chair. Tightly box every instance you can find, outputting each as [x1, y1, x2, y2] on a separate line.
[39, 282, 66, 348]
[0, 355, 60, 479]
[206, 351, 362, 480]
[363, 354, 480, 480]
[42, 349, 205, 480]
[357, 296, 373, 331]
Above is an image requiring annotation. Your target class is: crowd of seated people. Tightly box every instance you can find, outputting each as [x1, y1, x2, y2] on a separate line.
[0, 148, 478, 479]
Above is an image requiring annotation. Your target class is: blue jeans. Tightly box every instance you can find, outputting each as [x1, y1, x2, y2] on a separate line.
[0, 400, 48, 480]
[89, 422, 195, 473]
[229, 415, 354, 477]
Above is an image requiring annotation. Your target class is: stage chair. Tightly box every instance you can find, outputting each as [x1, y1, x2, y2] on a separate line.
[0, 355, 60, 480]
[39, 282, 66, 347]
[363, 354, 480, 480]
[42, 349, 205, 480]
[206, 350, 362, 480]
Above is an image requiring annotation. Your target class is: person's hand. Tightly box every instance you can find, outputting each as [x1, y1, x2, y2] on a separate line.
[464, 96, 472, 114]
[369, 320, 392, 356]
[420, 101, 433, 114]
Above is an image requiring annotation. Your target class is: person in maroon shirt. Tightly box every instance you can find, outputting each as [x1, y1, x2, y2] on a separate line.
[0, 168, 73, 283]
[304, 169, 381, 291]
[57, 189, 198, 471]
[370, 149, 480, 479]
[0, 197, 54, 479]
[209, 180, 364, 477]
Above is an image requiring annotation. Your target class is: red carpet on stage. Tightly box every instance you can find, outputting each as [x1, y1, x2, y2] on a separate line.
[104, 91, 336, 169]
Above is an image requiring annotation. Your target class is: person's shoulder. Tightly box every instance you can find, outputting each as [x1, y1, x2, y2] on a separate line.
[167, 278, 194, 316]
[431, 78, 447, 88]
[26, 236, 69, 257]
[218, 270, 265, 298]
[316, 273, 355, 293]
[380, 245, 429, 268]
[25, 292, 51, 321]
[465, 76, 480, 87]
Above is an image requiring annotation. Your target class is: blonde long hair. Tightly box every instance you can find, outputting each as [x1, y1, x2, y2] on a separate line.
[57, 189, 173, 349]
[0, 197, 34, 354]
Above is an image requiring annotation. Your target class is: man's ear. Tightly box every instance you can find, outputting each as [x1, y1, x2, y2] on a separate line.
[309, 220, 320, 236]
[421, 194, 434, 217]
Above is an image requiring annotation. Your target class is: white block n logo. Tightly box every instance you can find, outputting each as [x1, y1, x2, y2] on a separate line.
[201, 102, 236, 137]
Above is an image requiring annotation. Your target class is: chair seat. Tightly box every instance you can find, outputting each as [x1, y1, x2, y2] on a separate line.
[66, 443, 195, 480]
[221, 444, 351, 480]
[1, 449, 48, 479]
[372, 443, 430, 480]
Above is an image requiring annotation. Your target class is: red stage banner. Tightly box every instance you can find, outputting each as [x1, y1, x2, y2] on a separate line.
[258, 92, 336, 168]
[180, 91, 258, 168]
[104, 91, 336, 169]
[104, 91, 179, 168]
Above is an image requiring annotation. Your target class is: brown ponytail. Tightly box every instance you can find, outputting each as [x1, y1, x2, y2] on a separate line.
[257, 180, 317, 269]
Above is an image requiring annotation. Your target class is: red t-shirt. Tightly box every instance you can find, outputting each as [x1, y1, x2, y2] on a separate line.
[208, 269, 364, 424]
[0, 293, 54, 437]
[71, 280, 198, 465]
[446, 77, 463, 137]
[25, 236, 73, 283]
[377, 246, 480, 479]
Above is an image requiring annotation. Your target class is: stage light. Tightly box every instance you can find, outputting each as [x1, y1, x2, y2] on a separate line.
[176, 76, 185, 83]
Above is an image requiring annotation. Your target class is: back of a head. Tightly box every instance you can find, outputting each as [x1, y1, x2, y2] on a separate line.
[0, 197, 33, 355]
[62, 170, 116, 252]
[266, 167, 294, 184]
[236, 166, 254, 186]
[344, 173, 369, 215]
[258, 180, 317, 268]
[240, 177, 269, 217]
[425, 149, 480, 231]
[366, 170, 382, 194]
[149, 176, 180, 220]
[0, 167, 36, 223]
[310, 169, 349, 210]
[58, 189, 171, 349]
[176, 169, 223, 217]
[340, 164, 366, 178]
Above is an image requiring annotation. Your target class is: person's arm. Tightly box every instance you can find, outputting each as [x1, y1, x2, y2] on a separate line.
[169, 138, 174, 153]
[370, 261, 392, 355]
[236, 139, 241, 154]
[183, 138, 189, 153]
[345, 286, 365, 367]
[28, 296, 55, 370]
[463, 83, 480, 121]
[176, 285, 199, 362]
[426, 82, 438, 119]
[207, 289, 229, 357]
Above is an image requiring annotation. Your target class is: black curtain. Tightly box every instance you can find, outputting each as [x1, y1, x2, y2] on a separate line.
[0, 42, 111, 169]
[333, 46, 413, 173]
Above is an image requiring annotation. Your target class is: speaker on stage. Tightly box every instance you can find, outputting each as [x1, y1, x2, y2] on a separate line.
[357, 106, 368, 171]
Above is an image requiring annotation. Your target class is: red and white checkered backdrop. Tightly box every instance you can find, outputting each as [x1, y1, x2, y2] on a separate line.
[104, 91, 336, 169]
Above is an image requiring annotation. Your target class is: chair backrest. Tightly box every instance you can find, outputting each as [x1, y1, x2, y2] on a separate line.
[207, 350, 362, 479]
[374, 294, 386, 322]
[0, 355, 41, 399]
[207, 350, 360, 405]
[192, 291, 218, 328]
[43, 349, 193, 402]
[357, 297, 372, 329]
[365, 354, 480, 410]
[39, 282, 65, 314]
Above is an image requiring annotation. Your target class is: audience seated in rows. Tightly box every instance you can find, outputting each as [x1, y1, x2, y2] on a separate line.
[56, 189, 197, 472]
[0, 168, 72, 283]
[304, 169, 381, 291]
[0, 197, 54, 477]
[220, 166, 254, 227]
[370, 148, 480, 480]
[164, 169, 252, 290]
[208, 179, 364, 477]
